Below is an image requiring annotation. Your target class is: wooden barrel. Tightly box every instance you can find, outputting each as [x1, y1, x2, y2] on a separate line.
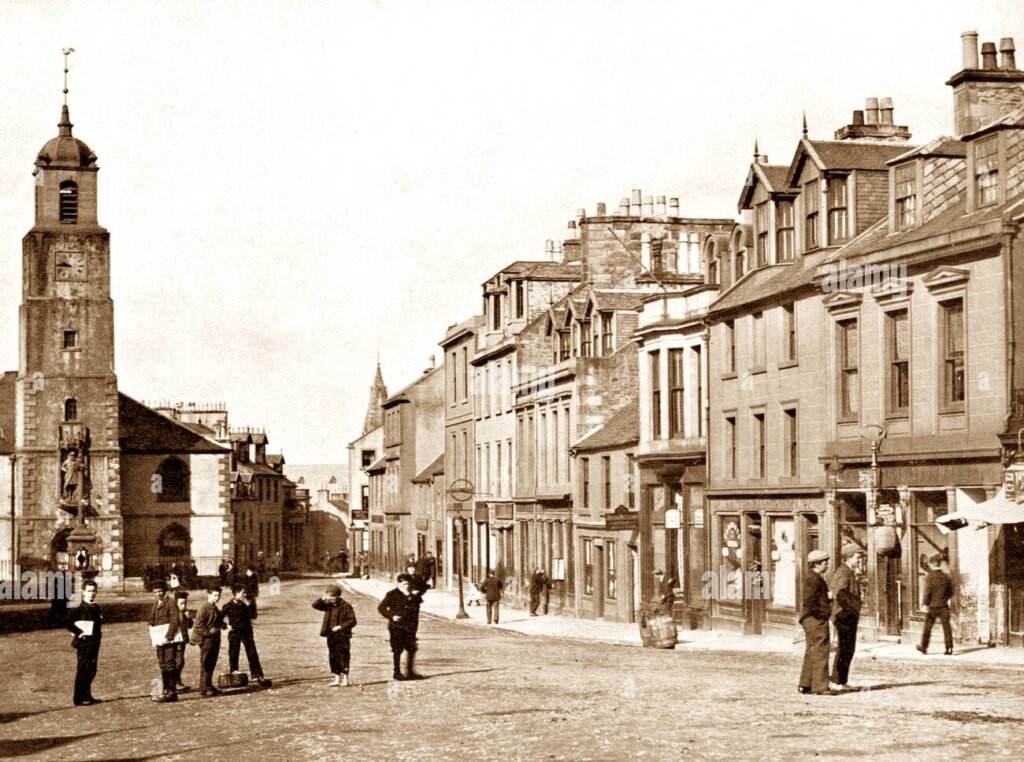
[647, 614, 678, 649]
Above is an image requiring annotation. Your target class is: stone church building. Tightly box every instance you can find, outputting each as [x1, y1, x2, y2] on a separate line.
[0, 102, 231, 589]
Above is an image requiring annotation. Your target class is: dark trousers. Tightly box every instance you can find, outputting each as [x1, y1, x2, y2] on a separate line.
[487, 599, 500, 624]
[389, 627, 417, 675]
[156, 644, 178, 693]
[920, 607, 953, 651]
[529, 593, 540, 615]
[73, 638, 100, 703]
[173, 644, 187, 684]
[831, 616, 858, 685]
[799, 616, 830, 693]
[228, 633, 264, 677]
[326, 633, 351, 675]
[199, 636, 221, 692]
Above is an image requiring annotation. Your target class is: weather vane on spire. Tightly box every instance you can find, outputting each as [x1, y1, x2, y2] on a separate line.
[62, 47, 75, 105]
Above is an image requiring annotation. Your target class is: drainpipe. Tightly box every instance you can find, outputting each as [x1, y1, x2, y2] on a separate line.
[1003, 221, 1018, 435]
[9, 455, 16, 574]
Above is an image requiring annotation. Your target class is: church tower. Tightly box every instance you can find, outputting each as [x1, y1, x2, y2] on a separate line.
[362, 362, 388, 435]
[15, 80, 122, 585]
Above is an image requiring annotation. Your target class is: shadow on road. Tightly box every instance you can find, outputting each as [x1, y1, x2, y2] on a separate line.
[0, 730, 114, 758]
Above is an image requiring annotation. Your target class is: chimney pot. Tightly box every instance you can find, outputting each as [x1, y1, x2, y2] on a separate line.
[545, 239, 553, 256]
[669, 197, 680, 216]
[630, 189, 641, 216]
[1000, 37, 1017, 70]
[852, 109, 864, 126]
[576, 207, 586, 219]
[641, 233, 652, 268]
[618, 197, 630, 215]
[981, 42, 998, 69]
[642, 195, 654, 216]
[656, 195, 666, 216]
[596, 201, 606, 216]
[962, 30, 980, 69]
[865, 97, 879, 125]
[879, 97, 894, 126]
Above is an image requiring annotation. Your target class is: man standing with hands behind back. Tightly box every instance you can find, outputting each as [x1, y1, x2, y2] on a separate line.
[798, 549, 833, 696]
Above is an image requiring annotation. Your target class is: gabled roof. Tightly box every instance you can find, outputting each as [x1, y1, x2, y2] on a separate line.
[738, 162, 793, 210]
[964, 107, 1024, 140]
[411, 453, 445, 484]
[786, 138, 917, 186]
[0, 371, 15, 455]
[573, 399, 639, 452]
[383, 365, 442, 407]
[267, 453, 285, 467]
[119, 394, 227, 455]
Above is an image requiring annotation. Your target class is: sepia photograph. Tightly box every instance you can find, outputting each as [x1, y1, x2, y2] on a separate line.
[1, 0, 1024, 759]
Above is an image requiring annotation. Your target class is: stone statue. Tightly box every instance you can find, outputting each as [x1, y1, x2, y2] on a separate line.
[61, 448, 86, 504]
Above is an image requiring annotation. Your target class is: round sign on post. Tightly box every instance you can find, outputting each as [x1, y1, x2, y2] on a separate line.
[448, 478, 475, 503]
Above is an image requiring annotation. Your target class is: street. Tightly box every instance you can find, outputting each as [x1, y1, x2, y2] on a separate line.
[1, 578, 1023, 760]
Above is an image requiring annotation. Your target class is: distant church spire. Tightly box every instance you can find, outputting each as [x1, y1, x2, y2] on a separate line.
[362, 362, 388, 434]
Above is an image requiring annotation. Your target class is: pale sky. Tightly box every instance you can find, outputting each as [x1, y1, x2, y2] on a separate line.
[0, 1, 1020, 463]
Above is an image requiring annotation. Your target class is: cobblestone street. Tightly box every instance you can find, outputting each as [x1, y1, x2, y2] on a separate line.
[1, 579, 1022, 760]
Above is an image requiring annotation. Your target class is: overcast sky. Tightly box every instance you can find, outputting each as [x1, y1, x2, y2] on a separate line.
[0, 1, 1020, 463]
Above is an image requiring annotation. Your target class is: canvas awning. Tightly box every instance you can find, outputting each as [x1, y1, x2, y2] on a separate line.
[936, 489, 1024, 533]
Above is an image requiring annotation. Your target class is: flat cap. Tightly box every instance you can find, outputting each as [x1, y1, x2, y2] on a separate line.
[807, 549, 830, 563]
[325, 583, 342, 595]
[841, 543, 863, 559]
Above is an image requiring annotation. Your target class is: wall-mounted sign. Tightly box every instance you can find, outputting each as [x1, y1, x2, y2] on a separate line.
[664, 508, 680, 529]
[552, 558, 565, 581]
[605, 505, 639, 531]
[693, 508, 704, 528]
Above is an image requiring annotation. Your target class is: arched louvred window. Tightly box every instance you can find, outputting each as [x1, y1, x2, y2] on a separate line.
[64, 398, 78, 421]
[59, 181, 78, 223]
[704, 239, 718, 285]
[156, 457, 190, 502]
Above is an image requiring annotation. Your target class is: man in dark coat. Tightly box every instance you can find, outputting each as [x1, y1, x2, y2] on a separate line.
[191, 586, 227, 697]
[172, 591, 193, 693]
[313, 583, 357, 686]
[529, 567, 552, 616]
[828, 544, 864, 690]
[66, 578, 103, 706]
[222, 584, 270, 686]
[798, 549, 833, 695]
[242, 565, 260, 614]
[480, 569, 504, 624]
[653, 569, 676, 616]
[917, 553, 954, 655]
[148, 580, 183, 703]
[378, 573, 424, 680]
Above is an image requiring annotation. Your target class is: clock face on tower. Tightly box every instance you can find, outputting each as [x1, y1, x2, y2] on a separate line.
[55, 250, 87, 281]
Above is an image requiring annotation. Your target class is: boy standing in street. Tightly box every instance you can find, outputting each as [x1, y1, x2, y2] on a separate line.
[66, 578, 102, 706]
[192, 586, 227, 697]
[312, 583, 357, 686]
[378, 573, 424, 681]
[172, 591, 193, 693]
[917, 554, 955, 655]
[222, 583, 271, 686]
[148, 580, 183, 703]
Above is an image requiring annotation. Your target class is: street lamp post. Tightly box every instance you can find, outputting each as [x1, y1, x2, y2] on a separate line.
[447, 479, 475, 620]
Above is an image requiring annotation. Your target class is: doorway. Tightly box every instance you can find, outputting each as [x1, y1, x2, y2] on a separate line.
[594, 544, 605, 619]
[745, 513, 764, 635]
[628, 545, 640, 623]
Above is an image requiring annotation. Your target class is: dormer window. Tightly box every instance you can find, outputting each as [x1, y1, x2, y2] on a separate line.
[600, 313, 613, 355]
[704, 239, 718, 285]
[804, 180, 820, 250]
[974, 137, 999, 207]
[827, 176, 849, 244]
[580, 319, 591, 357]
[895, 165, 917, 229]
[59, 181, 78, 223]
[732, 229, 746, 281]
[776, 201, 794, 262]
[755, 202, 769, 266]
[513, 280, 525, 319]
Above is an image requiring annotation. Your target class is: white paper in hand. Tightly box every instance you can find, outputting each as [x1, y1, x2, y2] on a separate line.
[74, 620, 94, 637]
[149, 624, 168, 647]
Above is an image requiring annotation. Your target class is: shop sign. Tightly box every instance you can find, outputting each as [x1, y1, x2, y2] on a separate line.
[604, 505, 639, 531]
[664, 508, 680, 529]
[1005, 464, 1024, 503]
[351, 510, 368, 521]
[858, 470, 875, 491]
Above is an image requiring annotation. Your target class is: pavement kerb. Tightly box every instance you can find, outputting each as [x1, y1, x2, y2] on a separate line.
[336, 577, 1024, 671]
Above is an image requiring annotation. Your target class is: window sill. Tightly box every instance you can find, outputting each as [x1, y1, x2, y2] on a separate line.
[837, 416, 859, 425]
[777, 359, 798, 370]
[748, 366, 767, 376]
[721, 372, 738, 381]
[939, 406, 966, 416]
[885, 412, 910, 422]
[62, 347, 82, 353]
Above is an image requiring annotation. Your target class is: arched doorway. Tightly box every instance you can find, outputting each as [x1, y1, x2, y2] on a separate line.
[158, 522, 191, 565]
[50, 526, 72, 570]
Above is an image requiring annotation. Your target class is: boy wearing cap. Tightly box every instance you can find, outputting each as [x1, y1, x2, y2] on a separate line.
[223, 583, 271, 687]
[798, 549, 833, 695]
[828, 544, 864, 690]
[916, 554, 954, 655]
[148, 580, 183, 703]
[378, 573, 424, 680]
[192, 586, 227, 697]
[172, 591, 193, 693]
[313, 584, 358, 687]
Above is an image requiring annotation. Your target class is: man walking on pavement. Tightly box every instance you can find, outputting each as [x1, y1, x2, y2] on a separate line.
[829, 544, 864, 690]
[480, 569, 504, 624]
[798, 549, 833, 696]
[917, 553, 954, 655]
[378, 573, 424, 681]
[529, 567, 551, 616]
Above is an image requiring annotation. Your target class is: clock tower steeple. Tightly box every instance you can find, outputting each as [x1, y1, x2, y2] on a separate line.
[16, 75, 122, 585]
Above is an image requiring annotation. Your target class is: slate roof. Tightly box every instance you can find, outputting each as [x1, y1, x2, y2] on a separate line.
[573, 399, 639, 452]
[708, 251, 830, 317]
[0, 371, 16, 455]
[383, 365, 442, 407]
[483, 259, 582, 285]
[787, 138, 917, 187]
[366, 455, 387, 474]
[887, 137, 966, 164]
[411, 453, 445, 483]
[119, 394, 227, 454]
[590, 289, 645, 312]
[738, 163, 794, 210]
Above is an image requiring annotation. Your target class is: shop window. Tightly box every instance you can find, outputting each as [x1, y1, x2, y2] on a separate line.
[768, 517, 796, 609]
[583, 538, 594, 595]
[911, 492, 949, 610]
[720, 515, 743, 601]
[607, 543, 617, 600]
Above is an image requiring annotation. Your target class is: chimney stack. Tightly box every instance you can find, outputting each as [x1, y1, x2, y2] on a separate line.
[669, 197, 679, 216]
[656, 195, 666, 216]
[596, 201, 606, 216]
[630, 188, 642, 216]
[981, 41, 998, 70]
[642, 195, 653, 217]
[962, 31, 979, 69]
[865, 97, 880, 125]
[1000, 37, 1017, 70]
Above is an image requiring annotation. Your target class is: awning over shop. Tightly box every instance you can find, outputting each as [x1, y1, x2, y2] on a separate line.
[936, 489, 1024, 533]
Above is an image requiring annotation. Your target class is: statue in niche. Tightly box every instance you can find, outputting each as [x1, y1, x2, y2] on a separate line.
[59, 425, 92, 524]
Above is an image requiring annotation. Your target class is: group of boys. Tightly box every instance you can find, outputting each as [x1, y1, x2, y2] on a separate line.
[798, 545, 954, 695]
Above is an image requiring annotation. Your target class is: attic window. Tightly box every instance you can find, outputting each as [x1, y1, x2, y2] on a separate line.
[895, 165, 917, 229]
[59, 181, 78, 223]
[827, 177, 849, 244]
[776, 201, 794, 261]
[755, 202, 769, 266]
[974, 137, 999, 207]
[804, 180, 819, 250]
